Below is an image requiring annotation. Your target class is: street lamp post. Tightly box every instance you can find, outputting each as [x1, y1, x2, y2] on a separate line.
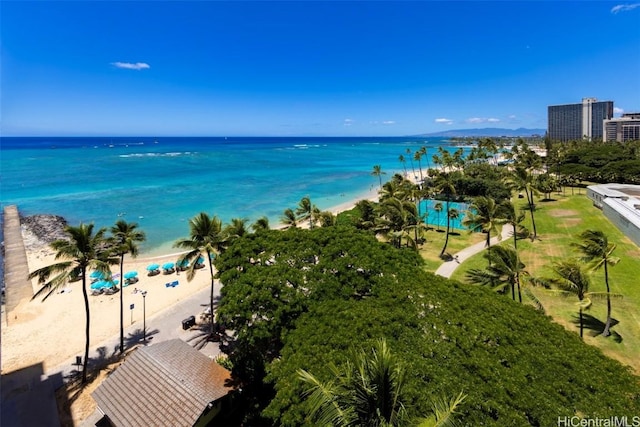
[141, 290, 148, 344]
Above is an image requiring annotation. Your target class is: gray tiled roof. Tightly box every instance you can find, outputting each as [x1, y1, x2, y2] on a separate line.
[92, 339, 232, 427]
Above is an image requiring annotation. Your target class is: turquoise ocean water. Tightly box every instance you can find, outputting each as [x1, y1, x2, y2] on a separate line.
[1, 136, 467, 256]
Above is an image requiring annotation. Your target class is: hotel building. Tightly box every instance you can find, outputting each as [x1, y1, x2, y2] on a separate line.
[548, 98, 614, 142]
[603, 113, 640, 142]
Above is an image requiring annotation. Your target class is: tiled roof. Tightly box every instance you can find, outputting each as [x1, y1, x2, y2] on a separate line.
[92, 339, 233, 427]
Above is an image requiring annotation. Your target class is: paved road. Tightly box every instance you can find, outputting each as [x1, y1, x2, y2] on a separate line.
[434, 225, 513, 278]
[2, 283, 222, 427]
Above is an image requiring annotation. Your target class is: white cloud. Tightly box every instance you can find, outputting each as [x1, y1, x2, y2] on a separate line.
[611, 3, 640, 13]
[343, 119, 354, 126]
[465, 117, 501, 124]
[382, 120, 396, 125]
[614, 107, 625, 115]
[435, 118, 453, 125]
[111, 62, 150, 70]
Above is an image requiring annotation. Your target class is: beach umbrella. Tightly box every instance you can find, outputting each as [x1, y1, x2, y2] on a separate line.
[90, 271, 107, 280]
[197, 256, 205, 264]
[91, 280, 110, 290]
[146, 263, 160, 272]
[124, 271, 138, 279]
[162, 262, 175, 270]
[177, 259, 189, 268]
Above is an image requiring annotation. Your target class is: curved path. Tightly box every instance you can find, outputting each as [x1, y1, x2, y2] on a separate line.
[434, 225, 513, 278]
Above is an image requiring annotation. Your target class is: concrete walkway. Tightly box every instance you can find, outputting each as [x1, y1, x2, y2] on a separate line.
[2, 205, 34, 326]
[434, 225, 513, 278]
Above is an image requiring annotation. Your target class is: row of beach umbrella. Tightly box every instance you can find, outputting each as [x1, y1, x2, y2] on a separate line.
[146, 257, 205, 273]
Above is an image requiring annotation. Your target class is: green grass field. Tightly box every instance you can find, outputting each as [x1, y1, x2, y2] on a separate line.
[442, 192, 640, 373]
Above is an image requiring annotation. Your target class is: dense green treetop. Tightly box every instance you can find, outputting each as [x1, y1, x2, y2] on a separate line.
[265, 273, 640, 426]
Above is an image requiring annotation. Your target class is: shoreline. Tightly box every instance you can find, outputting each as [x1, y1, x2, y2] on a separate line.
[0, 187, 384, 374]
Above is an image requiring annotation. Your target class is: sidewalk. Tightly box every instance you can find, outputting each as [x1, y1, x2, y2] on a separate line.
[2, 284, 221, 427]
[434, 225, 513, 278]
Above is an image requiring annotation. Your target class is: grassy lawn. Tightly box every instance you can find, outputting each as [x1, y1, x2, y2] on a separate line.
[444, 192, 640, 374]
[419, 226, 485, 271]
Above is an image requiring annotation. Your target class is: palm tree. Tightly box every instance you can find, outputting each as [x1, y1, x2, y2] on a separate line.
[281, 208, 298, 229]
[549, 261, 595, 338]
[498, 200, 528, 252]
[371, 165, 386, 189]
[414, 150, 424, 182]
[299, 339, 465, 427]
[109, 220, 146, 354]
[296, 196, 316, 229]
[504, 166, 539, 240]
[462, 196, 505, 265]
[251, 216, 270, 232]
[406, 148, 417, 178]
[174, 213, 224, 334]
[572, 230, 620, 337]
[398, 154, 407, 177]
[466, 245, 527, 302]
[434, 202, 443, 232]
[29, 223, 117, 383]
[434, 174, 456, 258]
[224, 217, 248, 243]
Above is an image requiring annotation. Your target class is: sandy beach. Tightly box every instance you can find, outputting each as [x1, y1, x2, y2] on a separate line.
[0, 187, 384, 376]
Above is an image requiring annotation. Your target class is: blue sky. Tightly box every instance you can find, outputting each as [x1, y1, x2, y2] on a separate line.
[2, 1, 639, 136]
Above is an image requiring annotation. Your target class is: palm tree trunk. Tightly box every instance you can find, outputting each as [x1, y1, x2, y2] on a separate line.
[81, 270, 90, 384]
[603, 262, 612, 337]
[579, 307, 584, 339]
[440, 199, 451, 257]
[119, 254, 125, 353]
[526, 189, 537, 240]
[512, 223, 518, 251]
[516, 273, 522, 303]
[207, 250, 215, 331]
[486, 231, 492, 267]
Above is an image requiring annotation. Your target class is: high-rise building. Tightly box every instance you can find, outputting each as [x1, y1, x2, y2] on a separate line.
[548, 98, 614, 142]
[604, 113, 640, 142]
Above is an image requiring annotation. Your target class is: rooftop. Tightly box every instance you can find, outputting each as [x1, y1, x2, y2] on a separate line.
[92, 339, 233, 427]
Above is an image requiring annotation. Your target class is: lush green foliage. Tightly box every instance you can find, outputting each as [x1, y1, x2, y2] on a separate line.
[215, 226, 640, 425]
[549, 140, 640, 184]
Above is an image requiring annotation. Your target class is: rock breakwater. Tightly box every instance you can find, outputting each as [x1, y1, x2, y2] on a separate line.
[20, 214, 68, 252]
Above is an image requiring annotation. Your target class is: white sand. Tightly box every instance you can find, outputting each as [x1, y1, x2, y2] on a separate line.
[1, 190, 388, 375]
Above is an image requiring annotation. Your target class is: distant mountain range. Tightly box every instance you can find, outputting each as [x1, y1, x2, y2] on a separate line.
[418, 128, 546, 137]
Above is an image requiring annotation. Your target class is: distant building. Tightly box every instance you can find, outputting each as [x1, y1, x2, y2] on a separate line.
[548, 98, 613, 142]
[587, 184, 640, 247]
[603, 113, 640, 142]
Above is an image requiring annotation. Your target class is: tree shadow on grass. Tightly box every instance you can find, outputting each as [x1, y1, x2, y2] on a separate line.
[571, 313, 623, 342]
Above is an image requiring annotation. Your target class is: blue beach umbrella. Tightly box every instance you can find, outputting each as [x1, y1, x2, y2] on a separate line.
[146, 263, 160, 272]
[177, 259, 189, 268]
[91, 280, 110, 290]
[162, 262, 175, 270]
[197, 256, 205, 264]
[90, 271, 107, 280]
[124, 271, 138, 279]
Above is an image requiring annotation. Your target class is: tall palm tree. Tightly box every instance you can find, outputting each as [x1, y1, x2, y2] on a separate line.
[462, 196, 505, 265]
[434, 202, 443, 232]
[498, 200, 528, 252]
[435, 174, 456, 258]
[572, 230, 620, 337]
[224, 217, 248, 244]
[29, 223, 117, 383]
[414, 150, 424, 182]
[174, 213, 224, 333]
[296, 196, 316, 229]
[398, 154, 407, 178]
[109, 220, 146, 354]
[371, 165, 386, 190]
[406, 148, 417, 178]
[549, 261, 595, 338]
[504, 166, 539, 240]
[251, 216, 270, 232]
[299, 339, 464, 427]
[281, 208, 298, 229]
[466, 245, 527, 302]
